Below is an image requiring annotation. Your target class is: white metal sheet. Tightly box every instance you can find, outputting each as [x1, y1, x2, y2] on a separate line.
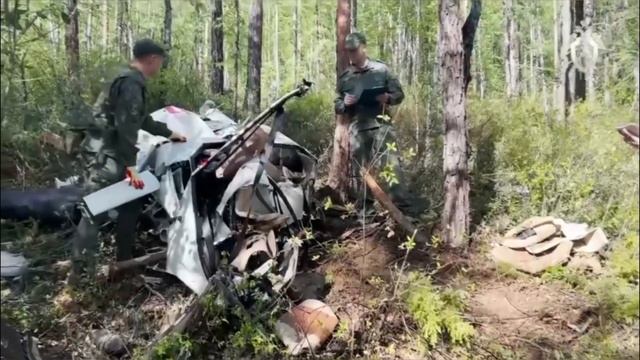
[83, 170, 160, 216]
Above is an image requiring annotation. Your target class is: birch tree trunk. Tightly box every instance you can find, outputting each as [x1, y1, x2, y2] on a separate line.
[503, 0, 519, 98]
[101, 0, 108, 52]
[244, 0, 263, 115]
[583, 0, 595, 101]
[126, 0, 132, 56]
[294, 0, 300, 82]
[85, 0, 93, 52]
[315, 0, 321, 80]
[555, 0, 571, 121]
[327, 0, 353, 198]
[529, 20, 536, 96]
[117, 0, 127, 58]
[211, 0, 224, 94]
[163, 0, 172, 50]
[537, 21, 549, 116]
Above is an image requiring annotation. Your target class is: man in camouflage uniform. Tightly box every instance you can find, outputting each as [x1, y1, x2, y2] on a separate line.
[69, 39, 186, 281]
[335, 32, 422, 215]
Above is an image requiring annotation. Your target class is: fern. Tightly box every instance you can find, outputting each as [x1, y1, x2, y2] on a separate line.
[404, 272, 475, 347]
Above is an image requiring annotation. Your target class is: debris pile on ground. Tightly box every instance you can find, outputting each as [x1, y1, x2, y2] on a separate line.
[491, 216, 609, 274]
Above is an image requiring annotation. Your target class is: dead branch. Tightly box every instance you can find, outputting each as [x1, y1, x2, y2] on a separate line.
[145, 272, 248, 359]
[99, 250, 167, 280]
[362, 170, 428, 244]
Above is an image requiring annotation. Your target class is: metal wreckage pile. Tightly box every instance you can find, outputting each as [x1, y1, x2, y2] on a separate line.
[1, 81, 341, 356]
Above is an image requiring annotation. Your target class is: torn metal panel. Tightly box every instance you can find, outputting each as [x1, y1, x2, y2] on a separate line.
[154, 170, 180, 218]
[165, 181, 209, 295]
[82, 171, 160, 217]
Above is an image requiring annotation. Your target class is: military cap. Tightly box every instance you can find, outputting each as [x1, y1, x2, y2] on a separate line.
[133, 38, 166, 59]
[345, 32, 367, 50]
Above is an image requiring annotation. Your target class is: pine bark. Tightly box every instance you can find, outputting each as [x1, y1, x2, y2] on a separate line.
[327, 0, 353, 197]
[440, 0, 481, 247]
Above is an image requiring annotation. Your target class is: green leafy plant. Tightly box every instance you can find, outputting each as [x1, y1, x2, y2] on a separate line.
[403, 272, 475, 347]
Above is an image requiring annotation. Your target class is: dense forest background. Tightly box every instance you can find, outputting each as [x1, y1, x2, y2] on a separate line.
[1, 0, 637, 232]
[0, 0, 639, 358]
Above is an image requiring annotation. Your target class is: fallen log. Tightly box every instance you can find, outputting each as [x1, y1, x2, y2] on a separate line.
[363, 170, 428, 244]
[99, 250, 167, 280]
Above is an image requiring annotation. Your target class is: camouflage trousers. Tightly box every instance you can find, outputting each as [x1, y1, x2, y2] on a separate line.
[348, 123, 423, 216]
[71, 149, 142, 277]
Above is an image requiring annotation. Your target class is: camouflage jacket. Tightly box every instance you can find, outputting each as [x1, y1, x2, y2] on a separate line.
[334, 59, 404, 132]
[93, 67, 172, 167]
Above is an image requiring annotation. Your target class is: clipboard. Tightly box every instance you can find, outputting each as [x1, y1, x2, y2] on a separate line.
[357, 86, 387, 106]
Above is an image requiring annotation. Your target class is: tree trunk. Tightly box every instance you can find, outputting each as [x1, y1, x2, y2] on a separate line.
[537, 21, 549, 117]
[571, 0, 586, 104]
[101, 0, 108, 52]
[244, 0, 263, 115]
[274, 4, 280, 96]
[503, 0, 519, 98]
[126, 0, 132, 56]
[583, 0, 595, 101]
[555, 0, 571, 121]
[475, 26, 485, 99]
[163, 0, 172, 50]
[350, 0, 357, 31]
[211, 0, 224, 94]
[117, 0, 127, 58]
[85, 0, 93, 52]
[440, 0, 480, 248]
[635, 55, 639, 115]
[294, 0, 300, 82]
[327, 0, 352, 198]
[233, 0, 240, 119]
[335, 0, 351, 82]
[529, 20, 536, 96]
[315, 0, 321, 80]
[65, 0, 80, 82]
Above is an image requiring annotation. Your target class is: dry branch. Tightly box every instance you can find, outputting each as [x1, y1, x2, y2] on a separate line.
[362, 170, 428, 244]
[100, 250, 166, 280]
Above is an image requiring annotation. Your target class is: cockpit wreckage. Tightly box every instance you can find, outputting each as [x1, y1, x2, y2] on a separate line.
[1, 81, 339, 354]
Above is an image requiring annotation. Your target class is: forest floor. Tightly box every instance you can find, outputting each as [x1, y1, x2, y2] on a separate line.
[1, 147, 638, 360]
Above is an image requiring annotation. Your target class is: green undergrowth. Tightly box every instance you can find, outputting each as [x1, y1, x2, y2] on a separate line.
[470, 98, 639, 238]
[402, 272, 475, 348]
[146, 278, 283, 360]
